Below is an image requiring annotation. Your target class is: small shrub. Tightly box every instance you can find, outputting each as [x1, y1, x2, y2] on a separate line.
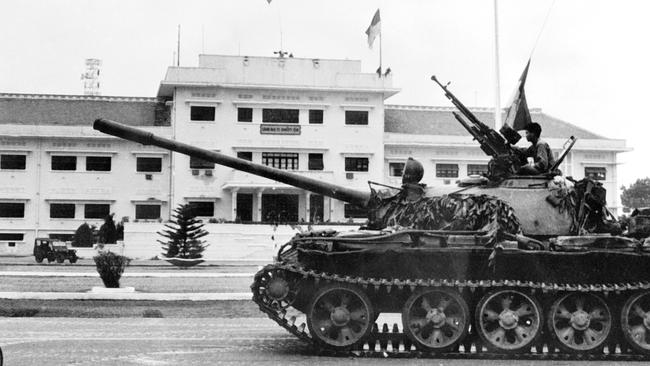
[0, 307, 39, 317]
[73, 223, 95, 247]
[98, 214, 118, 244]
[142, 309, 164, 318]
[93, 251, 131, 288]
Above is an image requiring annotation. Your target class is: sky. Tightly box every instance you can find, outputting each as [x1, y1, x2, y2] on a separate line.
[0, 0, 648, 188]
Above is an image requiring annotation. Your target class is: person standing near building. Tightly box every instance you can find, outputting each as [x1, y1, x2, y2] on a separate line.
[514, 122, 556, 175]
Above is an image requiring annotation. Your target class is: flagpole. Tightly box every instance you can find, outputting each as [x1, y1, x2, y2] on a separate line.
[493, 0, 502, 129]
[379, 30, 383, 76]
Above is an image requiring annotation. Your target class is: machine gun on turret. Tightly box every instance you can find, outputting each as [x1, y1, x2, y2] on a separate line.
[431, 75, 521, 180]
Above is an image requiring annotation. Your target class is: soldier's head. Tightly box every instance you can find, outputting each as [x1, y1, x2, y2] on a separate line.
[524, 122, 542, 143]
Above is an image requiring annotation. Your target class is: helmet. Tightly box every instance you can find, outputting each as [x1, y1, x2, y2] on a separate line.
[402, 157, 424, 184]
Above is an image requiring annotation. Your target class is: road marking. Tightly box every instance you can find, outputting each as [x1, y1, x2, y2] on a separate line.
[0, 271, 254, 278]
[0, 291, 252, 300]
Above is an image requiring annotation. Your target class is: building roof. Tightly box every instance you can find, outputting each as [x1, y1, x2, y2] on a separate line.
[384, 105, 605, 140]
[0, 93, 170, 127]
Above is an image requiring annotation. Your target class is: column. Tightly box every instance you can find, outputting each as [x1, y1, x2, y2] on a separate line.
[231, 188, 239, 221]
[327, 197, 333, 222]
[305, 192, 311, 222]
[256, 189, 264, 222]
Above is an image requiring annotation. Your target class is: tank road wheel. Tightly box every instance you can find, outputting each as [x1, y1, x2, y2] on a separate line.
[254, 269, 298, 311]
[306, 283, 373, 350]
[475, 289, 543, 353]
[402, 288, 469, 352]
[621, 291, 650, 355]
[548, 293, 612, 353]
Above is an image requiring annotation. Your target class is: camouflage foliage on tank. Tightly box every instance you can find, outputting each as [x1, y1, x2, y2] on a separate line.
[375, 192, 521, 239]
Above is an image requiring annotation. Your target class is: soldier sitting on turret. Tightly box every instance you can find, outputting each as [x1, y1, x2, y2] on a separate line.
[514, 122, 556, 175]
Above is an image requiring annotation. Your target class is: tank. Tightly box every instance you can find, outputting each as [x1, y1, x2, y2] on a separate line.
[93, 84, 650, 359]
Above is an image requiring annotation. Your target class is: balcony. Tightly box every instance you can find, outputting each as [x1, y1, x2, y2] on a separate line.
[222, 170, 335, 191]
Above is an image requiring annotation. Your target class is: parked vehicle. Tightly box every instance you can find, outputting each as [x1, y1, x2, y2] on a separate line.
[33, 238, 78, 264]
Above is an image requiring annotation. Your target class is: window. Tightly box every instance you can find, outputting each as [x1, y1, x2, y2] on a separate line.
[345, 157, 369, 172]
[436, 164, 459, 178]
[345, 110, 368, 125]
[468, 164, 488, 176]
[190, 106, 215, 121]
[309, 110, 323, 124]
[237, 151, 253, 161]
[51, 156, 77, 171]
[0, 233, 23, 241]
[86, 156, 111, 171]
[585, 167, 606, 181]
[49, 233, 74, 242]
[344, 204, 368, 219]
[308, 153, 324, 171]
[135, 204, 161, 220]
[0, 202, 25, 218]
[1, 154, 26, 170]
[50, 203, 75, 219]
[262, 109, 299, 123]
[262, 152, 299, 170]
[189, 201, 214, 217]
[136, 157, 162, 172]
[84, 204, 110, 219]
[389, 162, 405, 177]
[237, 108, 253, 122]
[189, 156, 215, 169]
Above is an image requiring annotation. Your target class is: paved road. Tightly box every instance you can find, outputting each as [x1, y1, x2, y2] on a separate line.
[0, 317, 638, 366]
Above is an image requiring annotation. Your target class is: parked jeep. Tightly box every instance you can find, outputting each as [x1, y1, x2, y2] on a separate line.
[33, 238, 78, 264]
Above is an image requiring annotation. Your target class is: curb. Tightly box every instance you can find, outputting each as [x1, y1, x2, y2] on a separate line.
[0, 271, 255, 278]
[0, 291, 252, 301]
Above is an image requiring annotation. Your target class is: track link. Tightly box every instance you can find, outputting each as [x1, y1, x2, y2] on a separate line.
[251, 262, 650, 360]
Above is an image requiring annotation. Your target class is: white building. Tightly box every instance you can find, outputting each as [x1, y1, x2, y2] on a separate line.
[0, 54, 630, 256]
[158, 55, 398, 223]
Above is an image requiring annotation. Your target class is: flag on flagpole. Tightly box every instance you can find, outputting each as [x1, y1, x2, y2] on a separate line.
[365, 9, 381, 49]
[266, 0, 272, 3]
[504, 59, 532, 131]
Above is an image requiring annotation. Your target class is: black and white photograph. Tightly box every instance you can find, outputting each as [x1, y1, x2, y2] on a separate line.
[1, 0, 650, 364]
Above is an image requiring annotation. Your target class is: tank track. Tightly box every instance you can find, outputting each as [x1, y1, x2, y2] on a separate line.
[251, 262, 650, 360]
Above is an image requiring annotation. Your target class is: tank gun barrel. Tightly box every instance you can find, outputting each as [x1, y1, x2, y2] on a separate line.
[93, 118, 371, 207]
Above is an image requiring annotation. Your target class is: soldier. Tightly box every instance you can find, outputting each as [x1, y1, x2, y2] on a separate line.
[515, 122, 556, 175]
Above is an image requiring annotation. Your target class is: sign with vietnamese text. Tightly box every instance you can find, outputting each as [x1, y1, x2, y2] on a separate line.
[260, 124, 301, 135]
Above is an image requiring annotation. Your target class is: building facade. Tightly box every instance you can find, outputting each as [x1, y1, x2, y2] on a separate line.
[0, 54, 629, 256]
[158, 55, 398, 224]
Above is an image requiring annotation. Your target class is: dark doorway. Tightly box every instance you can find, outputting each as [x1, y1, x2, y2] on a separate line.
[236, 194, 253, 222]
[262, 194, 299, 223]
[310, 195, 324, 223]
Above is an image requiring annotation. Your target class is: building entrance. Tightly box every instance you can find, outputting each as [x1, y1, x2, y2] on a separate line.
[262, 194, 299, 223]
[236, 193, 253, 222]
[309, 195, 324, 222]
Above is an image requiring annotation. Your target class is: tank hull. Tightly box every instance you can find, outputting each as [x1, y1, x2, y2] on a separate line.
[252, 232, 650, 359]
[297, 247, 647, 284]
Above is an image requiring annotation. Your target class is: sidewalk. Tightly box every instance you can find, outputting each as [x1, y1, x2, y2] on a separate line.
[0, 291, 251, 301]
[0, 271, 255, 278]
[0, 256, 270, 267]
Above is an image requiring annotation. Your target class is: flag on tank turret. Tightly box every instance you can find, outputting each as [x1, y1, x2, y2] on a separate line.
[504, 60, 532, 131]
[365, 9, 381, 49]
